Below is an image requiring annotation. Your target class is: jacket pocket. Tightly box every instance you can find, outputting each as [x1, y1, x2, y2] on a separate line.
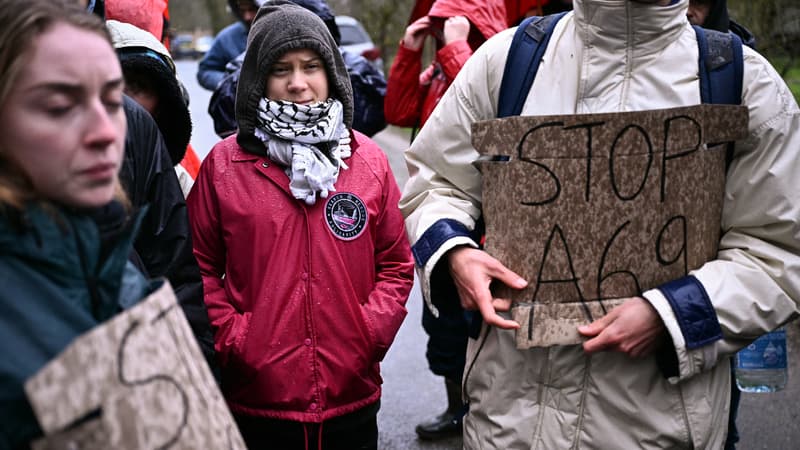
[224, 311, 259, 387]
[358, 304, 381, 362]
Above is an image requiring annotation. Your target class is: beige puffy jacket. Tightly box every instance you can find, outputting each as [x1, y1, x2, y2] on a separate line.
[400, 0, 800, 448]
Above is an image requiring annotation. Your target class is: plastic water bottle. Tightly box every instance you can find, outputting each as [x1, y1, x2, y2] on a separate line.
[735, 328, 788, 393]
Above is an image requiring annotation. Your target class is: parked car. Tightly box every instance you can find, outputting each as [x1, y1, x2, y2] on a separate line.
[170, 33, 213, 59]
[170, 33, 196, 59]
[194, 35, 214, 58]
[335, 15, 384, 75]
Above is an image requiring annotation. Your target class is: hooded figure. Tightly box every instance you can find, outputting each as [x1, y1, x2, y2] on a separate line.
[384, 0, 507, 130]
[186, 2, 413, 448]
[106, 20, 191, 169]
[196, 0, 264, 90]
[82, 1, 217, 374]
[235, 2, 354, 158]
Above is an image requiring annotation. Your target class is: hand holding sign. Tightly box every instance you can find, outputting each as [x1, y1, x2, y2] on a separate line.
[579, 296, 666, 358]
[471, 105, 749, 347]
[447, 246, 527, 330]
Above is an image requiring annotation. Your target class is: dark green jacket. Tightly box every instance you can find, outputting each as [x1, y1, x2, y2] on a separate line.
[0, 203, 148, 449]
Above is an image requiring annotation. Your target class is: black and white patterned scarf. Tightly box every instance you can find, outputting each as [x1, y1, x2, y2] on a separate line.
[254, 98, 351, 205]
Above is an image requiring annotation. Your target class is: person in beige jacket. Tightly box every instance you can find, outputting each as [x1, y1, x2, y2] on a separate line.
[399, 0, 800, 448]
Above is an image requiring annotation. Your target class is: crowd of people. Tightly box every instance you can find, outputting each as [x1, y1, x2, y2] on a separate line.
[1, 0, 798, 449]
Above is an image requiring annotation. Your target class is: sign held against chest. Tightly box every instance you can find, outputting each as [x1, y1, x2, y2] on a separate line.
[25, 282, 246, 450]
[472, 105, 748, 348]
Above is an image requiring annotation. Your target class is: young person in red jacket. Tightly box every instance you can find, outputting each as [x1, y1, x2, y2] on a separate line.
[186, 2, 414, 448]
[383, 0, 508, 440]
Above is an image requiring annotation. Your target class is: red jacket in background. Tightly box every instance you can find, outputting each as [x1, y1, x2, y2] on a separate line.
[106, 0, 169, 42]
[187, 131, 414, 422]
[179, 144, 201, 179]
[384, 0, 508, 129]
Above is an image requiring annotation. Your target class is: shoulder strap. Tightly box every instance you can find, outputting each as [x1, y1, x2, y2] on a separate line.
[693, 25, 744, 165]
[497, 12, 569, 118]
[693, 25, 744, 106]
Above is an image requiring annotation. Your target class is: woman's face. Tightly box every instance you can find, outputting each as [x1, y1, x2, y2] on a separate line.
[266, 49, 329, 105]
[0, 21, 126, 209]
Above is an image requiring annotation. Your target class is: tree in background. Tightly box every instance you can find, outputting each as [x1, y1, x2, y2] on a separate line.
[170, 0, 232, 35]
[329, 0, 416, 73]
[728, 0, 799, 76]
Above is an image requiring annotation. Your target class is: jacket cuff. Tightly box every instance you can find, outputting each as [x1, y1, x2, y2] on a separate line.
[658, 275, 723, 349]
[436, 40, 472, 79]
[644, 276, 723, 382]
[412, 219, 472, 267]
[412, 219, 477, 317]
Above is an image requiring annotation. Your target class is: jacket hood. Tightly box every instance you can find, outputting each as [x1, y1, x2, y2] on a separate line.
[729, 19, 756, 49]
[235, 0, 353, 156]
[428, 0, 508, 41]
[107, 20, 192, 166]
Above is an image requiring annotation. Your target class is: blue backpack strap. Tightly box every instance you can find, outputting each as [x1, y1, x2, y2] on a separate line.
[693, 25, 744, 106]
[497, 12, 568, 118]
[693, 25, 744, 166]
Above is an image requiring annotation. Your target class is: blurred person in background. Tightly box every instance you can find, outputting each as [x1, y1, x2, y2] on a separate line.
[384, 0, 507, 133]
[105, 0, 201, 178]
[107, 19, 197, 196]
[687, 0, 755, 47]
[197, 0, 262, 90]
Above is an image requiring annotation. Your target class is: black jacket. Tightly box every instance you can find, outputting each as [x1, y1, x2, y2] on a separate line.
[120, 96, 217, 376]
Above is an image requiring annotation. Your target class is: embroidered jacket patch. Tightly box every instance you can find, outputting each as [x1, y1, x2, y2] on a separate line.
[325, 192, 368, 240]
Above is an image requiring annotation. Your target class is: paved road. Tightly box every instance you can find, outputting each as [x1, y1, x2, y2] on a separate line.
[177, 60, 798, 450]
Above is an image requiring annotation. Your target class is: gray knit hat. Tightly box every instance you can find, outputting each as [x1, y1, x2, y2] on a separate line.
[236, 0, 354, 155]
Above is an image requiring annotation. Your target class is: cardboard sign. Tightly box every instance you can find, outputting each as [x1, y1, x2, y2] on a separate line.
[472, 105, 749, 348]
[25, 281, 246, 450]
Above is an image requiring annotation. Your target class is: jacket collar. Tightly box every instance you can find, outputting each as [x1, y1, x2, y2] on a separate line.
[574, 0, 689, 57]
[0, 203, 143, 306]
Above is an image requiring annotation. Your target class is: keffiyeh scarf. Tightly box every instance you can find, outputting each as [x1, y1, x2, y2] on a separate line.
[254, 98, 351, 205]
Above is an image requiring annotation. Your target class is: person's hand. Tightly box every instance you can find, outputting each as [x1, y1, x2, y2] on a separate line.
[578, 297, 667, 358]
[447, 246, 527, 329]
[443, 16, 470, 45]
[403, 16, 433, 51]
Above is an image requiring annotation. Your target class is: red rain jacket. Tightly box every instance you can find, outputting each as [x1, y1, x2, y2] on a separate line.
[384, 0, 508, 129]
[106, 0, 169, 42]
[187, 131, 414, 422]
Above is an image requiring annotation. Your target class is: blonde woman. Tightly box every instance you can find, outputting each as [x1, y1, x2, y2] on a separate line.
[0, 1, 153, 447]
